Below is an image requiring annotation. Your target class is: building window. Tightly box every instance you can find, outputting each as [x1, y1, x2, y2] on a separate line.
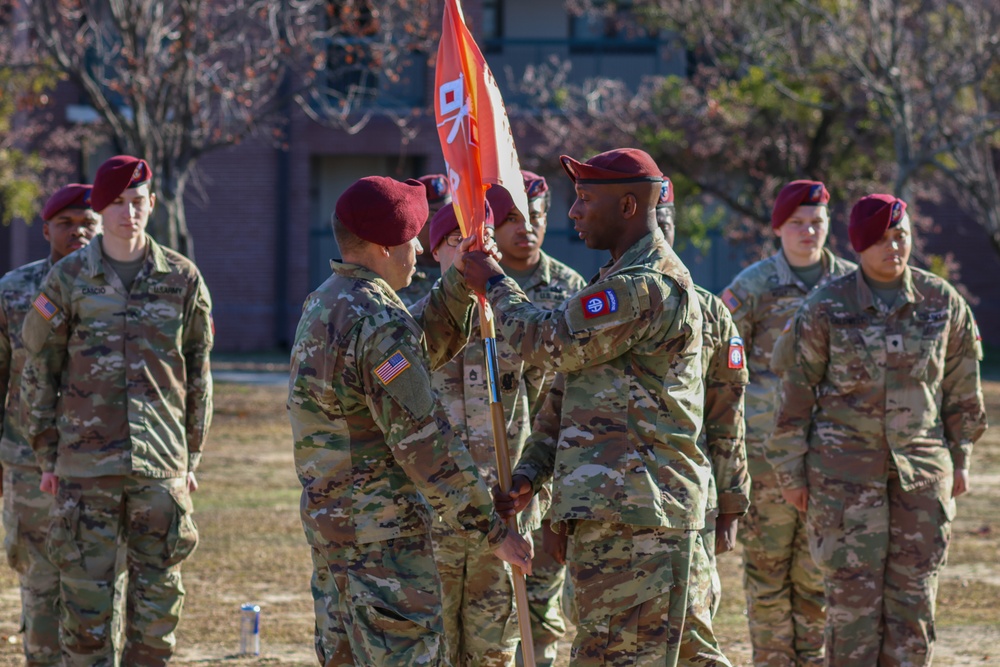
[569, 0, 659, 54]
[482, 0, 503, 53]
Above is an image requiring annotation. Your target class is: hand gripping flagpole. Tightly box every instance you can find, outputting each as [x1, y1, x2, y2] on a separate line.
[435, 1, 535, 663]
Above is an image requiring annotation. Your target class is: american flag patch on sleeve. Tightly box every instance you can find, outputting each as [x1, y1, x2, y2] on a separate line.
[721, 288, 742, 313]
[374, 351, 411, 385]
[32, 293, 58, 321]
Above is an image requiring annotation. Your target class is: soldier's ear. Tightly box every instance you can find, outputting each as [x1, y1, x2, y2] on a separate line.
[149, 192, 157, 212]
[620, 193, 638, 219]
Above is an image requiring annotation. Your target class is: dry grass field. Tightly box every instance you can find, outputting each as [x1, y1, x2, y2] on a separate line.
[1, 373, 998, 666]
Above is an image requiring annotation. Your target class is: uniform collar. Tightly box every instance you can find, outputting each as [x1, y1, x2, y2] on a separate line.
[84, 234, 168, 278]
[598, 229, 663, 281]
[330, 259, 405, 308]
[773, 247, 837, 289]
[855, 265, 922, 313]
[516, 252, 553, 291]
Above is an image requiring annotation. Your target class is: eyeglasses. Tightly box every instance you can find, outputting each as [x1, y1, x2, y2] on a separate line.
[444, 234, 463, 247]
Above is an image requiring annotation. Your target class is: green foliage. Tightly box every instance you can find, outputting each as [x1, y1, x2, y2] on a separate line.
[0, 63, 63, 226]
[0, 150, 44, 226]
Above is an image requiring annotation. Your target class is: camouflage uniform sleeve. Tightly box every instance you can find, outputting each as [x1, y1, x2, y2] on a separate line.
[182, 274, 214, 473]
[706, 312, 751, 515]
[20, 273, 71, 473]
[485, 273, 672, 374]
[721, 279, 755, 357]
[359, 319, 508, 546]
[0, 289, 10, 442]
[515, 372, 564, 496]
[941, 300, 987, 470]
[768, 302, 828, 489]
[408, 264, 474, 371]
[522, 364, 548, 420]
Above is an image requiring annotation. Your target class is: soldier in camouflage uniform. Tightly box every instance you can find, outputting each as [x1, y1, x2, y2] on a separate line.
[1, 185, 100, 666]
[721, 180, 855, 666]
[288, 176, 532, 667]
[770, 195, 987, 666]
[657, 179, 750, 666]
[396, 173, 452, 306]
[20, 156, 213, 666]
[468, 148, 723, 667]
[426, 178, 584, 666]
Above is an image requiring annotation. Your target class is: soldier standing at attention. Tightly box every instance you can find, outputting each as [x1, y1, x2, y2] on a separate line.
[467, 148, 723, 666]
[511, 170, 584, 667]
[721, 180, 855, 666]
[1, 185, 100, 665]
[657, 178, 750, 666]
[20, 156, 214, 666]
[287, 176, 532, 666]
[770, 195, 986, 666]
[397, 173, 452, 306]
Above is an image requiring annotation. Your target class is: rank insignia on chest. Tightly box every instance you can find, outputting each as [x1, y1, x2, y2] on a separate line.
[32, 293, 58, 321]
[374, 351, 411, 385]
[886, 334, 903, 353]
[721, 288, 741, 313]
[728, 336, 745, 369]
[580, 288, 619, 319]
[500, 372, 517, 394]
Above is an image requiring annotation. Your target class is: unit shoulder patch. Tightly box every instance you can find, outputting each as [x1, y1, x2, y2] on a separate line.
[727, 335, 745, 369]
[579, 288, 619, 319]
[566, 274, 642, 334]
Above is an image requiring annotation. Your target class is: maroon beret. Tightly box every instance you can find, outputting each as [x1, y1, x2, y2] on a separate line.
[486, 185, 518, 227]
[41, 184, 92, 221]
[560, 148, 663, 185]
[429, 203, 460, 252]
[849, 194, 907, 252]
[336, 176, 428, 247]
[521, 170, 548, 201]
[771, 180, 829, 229]
[91, 155, 151, 212]
[656, 178, 674, 209]
[418, 174, 452, 204]
[429, 200, 495, 251]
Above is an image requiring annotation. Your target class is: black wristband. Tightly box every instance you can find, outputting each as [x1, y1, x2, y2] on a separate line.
[486, 274, 506, 290]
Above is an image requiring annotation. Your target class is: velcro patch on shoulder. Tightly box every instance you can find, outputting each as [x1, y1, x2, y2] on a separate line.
[727, 336, 745, 369]
[32, 292, 59, 321]
[720, 288, 742, 314]
[372, 345, 434, 419]
[566, 274, 641, 334]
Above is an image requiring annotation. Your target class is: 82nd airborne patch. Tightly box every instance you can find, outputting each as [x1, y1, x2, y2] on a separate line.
[728, 336, 745, 369]
[580, 288, 619, 319]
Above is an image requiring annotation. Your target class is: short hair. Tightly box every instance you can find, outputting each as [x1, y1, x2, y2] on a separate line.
[332, 215, 369, 255]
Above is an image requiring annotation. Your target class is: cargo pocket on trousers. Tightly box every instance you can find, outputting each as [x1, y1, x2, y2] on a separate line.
[46, 497, 83, 571]
[163, 485, 199, 567]
[360, 604, 441, 665]
[806, 496, 845, 573]
[3, 511, 25, 574]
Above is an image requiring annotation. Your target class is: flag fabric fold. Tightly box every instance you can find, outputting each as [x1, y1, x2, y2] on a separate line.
[434, 0, 529, 241]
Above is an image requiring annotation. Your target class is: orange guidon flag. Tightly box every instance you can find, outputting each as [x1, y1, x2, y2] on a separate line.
[434, 0, 529, 241]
